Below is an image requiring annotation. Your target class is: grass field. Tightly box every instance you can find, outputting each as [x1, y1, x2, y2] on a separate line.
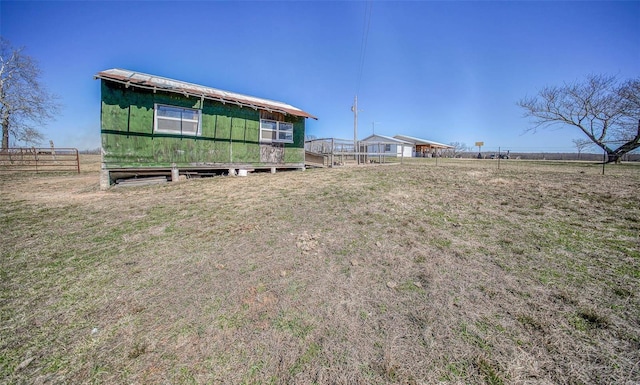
[1, 156, 639, 384]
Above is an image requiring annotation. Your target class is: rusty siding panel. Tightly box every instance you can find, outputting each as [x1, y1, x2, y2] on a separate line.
[96, 68, 317, 120]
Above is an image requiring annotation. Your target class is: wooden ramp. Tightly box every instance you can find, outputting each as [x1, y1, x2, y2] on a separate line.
[305, 151, 326, 168]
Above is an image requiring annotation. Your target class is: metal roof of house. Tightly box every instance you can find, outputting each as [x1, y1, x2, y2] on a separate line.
[361, 134, 412, 144]
[95, 68, 317, 120]
[393, 135, 453, 148]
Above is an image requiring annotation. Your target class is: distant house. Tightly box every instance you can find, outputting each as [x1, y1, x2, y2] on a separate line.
[361, 134, 413, 158]
[95, 69, 316, 187]
[393, 135, 453, 157]
[361, 134, 452, 158]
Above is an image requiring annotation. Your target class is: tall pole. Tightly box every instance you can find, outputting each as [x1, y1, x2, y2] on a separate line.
[352, 95, 359, 165]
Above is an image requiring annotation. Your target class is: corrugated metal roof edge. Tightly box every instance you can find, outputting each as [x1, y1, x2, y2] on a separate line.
[394, 135, 453, 148]
[361, 134, 412, 144]
[94, 69, 317, 120]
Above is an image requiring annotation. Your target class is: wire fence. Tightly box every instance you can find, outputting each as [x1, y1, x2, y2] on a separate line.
[451, 151, 639, 162]
[305, 138, 640, 164]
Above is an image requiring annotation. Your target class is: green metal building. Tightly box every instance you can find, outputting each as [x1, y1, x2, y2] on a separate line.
[95, 69, 316, 187]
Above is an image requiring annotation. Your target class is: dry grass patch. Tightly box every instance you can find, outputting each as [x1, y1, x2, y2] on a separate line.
[1, 159, 639, 384]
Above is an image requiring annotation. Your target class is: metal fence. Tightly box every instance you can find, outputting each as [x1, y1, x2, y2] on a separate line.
[0, 148, 80, 173]
[305, 138, 409, 166]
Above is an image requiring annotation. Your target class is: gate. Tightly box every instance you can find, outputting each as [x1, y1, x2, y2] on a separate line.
[0, 148, 80, 173]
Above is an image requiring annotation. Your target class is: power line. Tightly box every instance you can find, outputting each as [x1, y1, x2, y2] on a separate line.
[356, 1, 373, 95]
[352, 1, 373, 165]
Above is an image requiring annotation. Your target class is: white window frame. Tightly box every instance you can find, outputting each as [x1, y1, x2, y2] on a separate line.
[154, 104, 202, 136]
[260, 119, 294, 143]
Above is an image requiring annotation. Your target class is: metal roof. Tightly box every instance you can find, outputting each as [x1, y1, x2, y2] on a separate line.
[393, 134, 453, 148]
[361, 134, 412, 144]
[95, 68, 317, 120]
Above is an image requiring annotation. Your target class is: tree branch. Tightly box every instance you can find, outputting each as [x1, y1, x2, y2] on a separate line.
[518, 74, 639, 159]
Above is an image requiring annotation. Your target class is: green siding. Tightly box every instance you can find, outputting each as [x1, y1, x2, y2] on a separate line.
[284, 148, 305, 163]
[214, 115, 232, 140]
[100, 80, 306, 168]
[129, 104, 153, 134]
[231, 117, 246, 141]
[201, 113, 216, 138]
[245, 119, 259, 142]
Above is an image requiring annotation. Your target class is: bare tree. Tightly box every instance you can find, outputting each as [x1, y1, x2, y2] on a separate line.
[0, 37, 59, 149]
[572, 138, 592, 160]
[446, 142, 469, 158]
[518, 74, 640, 163]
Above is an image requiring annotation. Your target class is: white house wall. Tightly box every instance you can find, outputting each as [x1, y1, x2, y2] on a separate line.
[365, 143, 413, 158]
[392, 144, 413, 158]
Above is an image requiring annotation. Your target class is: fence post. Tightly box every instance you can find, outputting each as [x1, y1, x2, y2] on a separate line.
[0, 147, 82, 174]
[331, 138, 334, 168]
[50, 140, 57, 162]
[355, 140, 359, 164]
[34, 147, 39, 173]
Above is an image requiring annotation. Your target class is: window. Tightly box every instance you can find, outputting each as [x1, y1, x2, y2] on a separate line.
[385, 144, 391, 152]
[260, 111, 294, 143]
[154, 104, 201, 136]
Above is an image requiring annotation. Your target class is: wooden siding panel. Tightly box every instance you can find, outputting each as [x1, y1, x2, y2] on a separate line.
[284, 148, 304, 164]
[293, 118, 305, 147]
[260, 144, 284, 163]
[100, 80, 306, 169]
[231, 142, 246, 162]
[102, 133, 154, 166]
[201, 113, 216, 138]
[214, 141, 230, 163]
[231, 117, 246, 141]
[101, 100, 128, 133]
[215, 115, 231, 140]
[152, 137, 174, 163]
[245, 119, 259, 142]
[128, 104, 153, 134]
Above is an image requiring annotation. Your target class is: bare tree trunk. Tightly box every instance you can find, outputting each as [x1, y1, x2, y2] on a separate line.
[2, 113, 9, 150]
[607, 152, 621, 164]
[607, 119, 640, 163]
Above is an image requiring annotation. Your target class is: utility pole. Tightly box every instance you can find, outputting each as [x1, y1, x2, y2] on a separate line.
[372, 121, 381, 135]
[351, 95, 359, 164]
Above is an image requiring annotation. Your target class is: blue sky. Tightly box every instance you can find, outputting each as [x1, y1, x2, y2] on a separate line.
[1, 1, 638, 152]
